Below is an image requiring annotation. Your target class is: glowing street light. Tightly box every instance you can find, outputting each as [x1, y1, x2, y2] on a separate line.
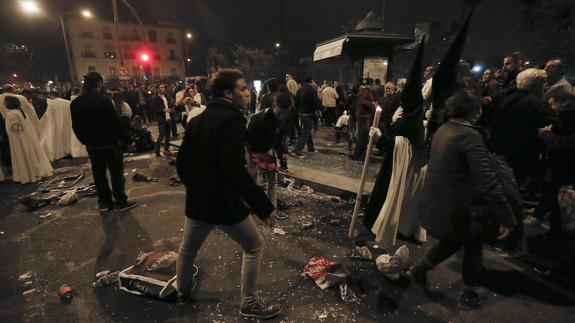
[12, 73, 19, 79]
[20, 1, 40, 14]
[81, 9, 93, 18]
[275, 42, 281, 48]
[186, 33, 193, 39]
[140, 53, 150, 62]
[186, 58, 191, 62]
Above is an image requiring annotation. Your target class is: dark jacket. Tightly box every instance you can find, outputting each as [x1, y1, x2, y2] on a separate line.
[260, 91, 279, 111]
[150, 94, 173, 123]
[488, 89, 552, 180]
[419, 121, 516, 242]
[247, 108, 287, 156]
[176, 98, 274, 225]
[295, 84, 322, 115]
[71, 93, 131, 149]
[541, 107, 575, 186]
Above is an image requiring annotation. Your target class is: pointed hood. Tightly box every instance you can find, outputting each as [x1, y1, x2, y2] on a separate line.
[431, 9, 474, 120]
[401, 36, 426, 114]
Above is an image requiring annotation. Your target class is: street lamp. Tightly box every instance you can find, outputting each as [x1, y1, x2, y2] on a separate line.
[275, 42, 281, 48]
[19, 1, 93, 84]
[81, 9, 93, 18]
[186, 33, 193, 39]
[20, 1, 40, 14]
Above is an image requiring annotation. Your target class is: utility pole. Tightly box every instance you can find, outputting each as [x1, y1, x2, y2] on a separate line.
[382, 0, 387, 25]
[112, 0, 125, 68]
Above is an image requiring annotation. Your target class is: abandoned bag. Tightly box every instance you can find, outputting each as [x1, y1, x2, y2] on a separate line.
[118, 251, 185, 299]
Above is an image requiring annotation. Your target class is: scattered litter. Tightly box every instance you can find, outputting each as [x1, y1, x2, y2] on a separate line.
[327, 196, 341, 203]
[377, 290, 398, 312]
[168, 178, 182, 186]
[96, 270, 111, 278]
[300, 185, 314, 193]
[58, 192, 78, 206]
[19, 272, 32, 280]
[329, 219, 341, 226]
[22, 288, 37, 296]
[19, 183, 96, 212]
[0, 231, 4, 235]
[375, 245, 410, 281]
[273, 227, 286, 235]
[350, 245, 373, 261]
[132, 169, 137, 173]
[339, 283, 359, 303]
[318, 312, 328, 320]
[302, 256, 349, 290]
[93, 271, 119, 287]
[180, 228, 184, 232]
[132, 173, 159, 183]
[39, 212, 52, 219]
[301, 221, 314, 230]
[58, 284, 74, 303]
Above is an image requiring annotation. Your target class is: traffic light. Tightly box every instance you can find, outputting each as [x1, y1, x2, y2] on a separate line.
[12, 73, 18, 79]
[140, 53, 150, 62]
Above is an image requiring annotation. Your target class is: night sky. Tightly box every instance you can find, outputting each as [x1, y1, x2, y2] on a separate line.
[1, 0, 523, 76]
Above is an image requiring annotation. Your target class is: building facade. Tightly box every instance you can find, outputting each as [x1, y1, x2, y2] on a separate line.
[67, 18, 185, 83]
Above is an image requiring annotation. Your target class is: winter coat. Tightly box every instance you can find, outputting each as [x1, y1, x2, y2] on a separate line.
[488, 89, 552, 180]
[419, 121, 516, 242]
[295, 84, 322, 115]
[541, 107, 575, 186]
[70, 93, 131, 149]
[176, 98, 274, 225]
[247, 108, 287, 156]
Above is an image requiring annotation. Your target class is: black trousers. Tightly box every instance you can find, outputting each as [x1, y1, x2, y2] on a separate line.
[425, 240, 483, 287]
[156, 120, 171, 153]
[324, 107, 336, 127]
[353, 117, 371, 158]
[294, 115, 315, 154]
[88, 145, 127, 207]
[170, 117, 178, 137]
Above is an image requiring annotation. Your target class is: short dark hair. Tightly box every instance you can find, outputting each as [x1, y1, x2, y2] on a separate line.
[375, 78, 381, 85]
[210, 69, 244, 98]
[266, 78, 279, 92]
[276, 93, 291, 110]
[304, 76, 313, 84]
[446, 89, 481, 119]
[48, 91, 60, 97]
[81, 72, 103, 96]
[549, 91, 575, 103]
[4, 96, 21, 109]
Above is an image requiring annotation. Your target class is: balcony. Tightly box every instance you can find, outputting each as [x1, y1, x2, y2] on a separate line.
[121, 34, 142, 42]
[81, 51, 97, 58]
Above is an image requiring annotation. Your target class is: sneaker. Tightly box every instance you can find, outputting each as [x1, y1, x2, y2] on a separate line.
[290, 151, 305, 159]
[98, 203, 114, 212]
[279, 165, 288, 172]
[307, 149, 319, 154]
[458, 289, 488, 310]
[523, 215, 541, 227]
[117, 201, 138, 213]
[240, 300, 282, 319]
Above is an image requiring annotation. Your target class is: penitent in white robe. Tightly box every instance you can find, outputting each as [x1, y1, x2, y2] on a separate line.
[5, 109, 53, 184]
[40, 98, 87, 160]
[371, 136, 428, 247]
[0, 93, 41, 139]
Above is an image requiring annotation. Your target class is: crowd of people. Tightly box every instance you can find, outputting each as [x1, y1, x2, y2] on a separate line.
[0, 38, 574, 317]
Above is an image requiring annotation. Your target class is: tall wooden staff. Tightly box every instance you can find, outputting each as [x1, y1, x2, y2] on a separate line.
[348, 105, 382, 238]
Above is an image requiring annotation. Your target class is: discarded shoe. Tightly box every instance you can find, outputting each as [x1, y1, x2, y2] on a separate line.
[132, 173, 158, 183]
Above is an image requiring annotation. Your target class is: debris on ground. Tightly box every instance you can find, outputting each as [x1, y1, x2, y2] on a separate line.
[339, 283, 359, 303]
[273, 227, 287, 235]
[58, 284, 74, 303]
[375, 245, 410, 281]
[58, 192, 78, 206]
[19, 272, 33, 281]
[301, 221, 314, 230]
[93, 271, 119, 287]
[132, 173, 159, 183]
[349, 245, 373, 261]
[168, 178, 182, 186]
[302, 256, 349, 290]
[22, 288, 37, 296]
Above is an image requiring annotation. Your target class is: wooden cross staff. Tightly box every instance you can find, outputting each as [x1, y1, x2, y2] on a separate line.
[348, 105, 382, 238]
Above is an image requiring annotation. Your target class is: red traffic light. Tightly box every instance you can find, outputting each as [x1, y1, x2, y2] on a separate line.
[12, 73, 18, 79]
[140, 53, 150, 62]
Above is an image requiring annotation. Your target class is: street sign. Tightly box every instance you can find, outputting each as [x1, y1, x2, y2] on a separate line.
[119, 66, 130, 80]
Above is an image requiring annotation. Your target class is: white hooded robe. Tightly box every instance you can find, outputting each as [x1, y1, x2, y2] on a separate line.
[5, 109, 53, 184]
[0, 93, 41, 139]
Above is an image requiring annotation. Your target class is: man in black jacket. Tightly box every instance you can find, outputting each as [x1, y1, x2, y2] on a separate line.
[292, 76, 322, 157]
[176, 69, 281, 319]
[247, 92, 290, 215]
[71, 72, 137, 212]
[151, 84, 174, 157]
